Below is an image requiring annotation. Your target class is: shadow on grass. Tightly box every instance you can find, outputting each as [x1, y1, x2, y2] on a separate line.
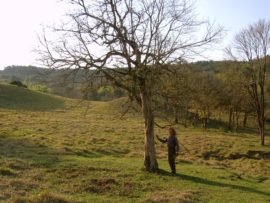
[157, 169, 270, 197]
[0, 135, 60, 168]
[64, 147, 131, 158]
[0, 134, 119, 168]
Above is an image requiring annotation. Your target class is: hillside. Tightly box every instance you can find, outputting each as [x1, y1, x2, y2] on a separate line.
[0, 85, 270, 202]
[0, 66, 125, 100]
[0, 84, 65, 111]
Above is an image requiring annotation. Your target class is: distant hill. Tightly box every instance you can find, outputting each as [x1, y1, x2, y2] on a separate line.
[0, 66, 99, 99]
[0, 61, 227, 83]
[0, 65, 125, 100]
[0, 65, 90, 83]
[0, 65, 45, 82]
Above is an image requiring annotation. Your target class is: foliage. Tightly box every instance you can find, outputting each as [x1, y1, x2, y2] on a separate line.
[23, 81, 52, 94]
[226, 19, 270, 145]
[10, 80, 27, 88]
[0, 66, 125, 101]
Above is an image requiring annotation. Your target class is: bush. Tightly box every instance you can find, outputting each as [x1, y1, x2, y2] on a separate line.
[97, 86, 115, 100]
[10, 81, 27, 88]
[28, 83, 52, 94]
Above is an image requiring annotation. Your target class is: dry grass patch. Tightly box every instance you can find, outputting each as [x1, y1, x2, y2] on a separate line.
[14, 192, 82, 203]
[145, 189, 200, 203]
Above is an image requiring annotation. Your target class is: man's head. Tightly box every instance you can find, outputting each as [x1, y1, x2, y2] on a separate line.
[168, 127, 176, 136]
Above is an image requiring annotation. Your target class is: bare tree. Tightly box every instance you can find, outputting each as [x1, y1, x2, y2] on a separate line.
[37, 0, 222, 171]
[226, 19, 270, 145]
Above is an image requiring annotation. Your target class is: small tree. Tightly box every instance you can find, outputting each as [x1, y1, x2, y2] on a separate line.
[160, 64, 193, 126]
[218, 61, 252, 131]
[191, 72, 223, 129]
[226, 19, 270, 145]
[38, 0, 222, 171]
[10, 81, 28, 88]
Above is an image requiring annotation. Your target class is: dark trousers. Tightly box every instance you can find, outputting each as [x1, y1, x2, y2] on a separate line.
[168, 154, 176, 174]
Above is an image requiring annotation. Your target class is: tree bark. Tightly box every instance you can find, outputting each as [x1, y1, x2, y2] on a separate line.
[228, 107, 233, 131]
[260, 123, 265, 145]
[243, 112, 248, 128]
[174, 106, 179, 124]
[260, 82, 265, 146]
[202, 117, 207, 129]
[235, 111, 239, 131]
[192, 111, 198, 127]
[184, 107, 188, 128]
[255, 107, 264, 145]
[140, 84, 158, 172]
[258, 111, 265, 145]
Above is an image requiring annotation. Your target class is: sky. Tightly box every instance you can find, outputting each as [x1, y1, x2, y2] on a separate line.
[0, 0, 270, 69]
[196, 0, 270, 60]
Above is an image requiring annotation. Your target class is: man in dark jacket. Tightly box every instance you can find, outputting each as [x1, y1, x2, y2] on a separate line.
[156, 127, 179, 174]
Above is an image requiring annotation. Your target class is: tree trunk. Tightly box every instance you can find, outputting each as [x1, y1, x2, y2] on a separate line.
[260, 123, 265, 145]
[258, 112, 265, 146]
[228, 107, 233, 131]
[256, 108, 265, 145]
[243, 112, 248, 128]
[184, 119, 187, 128]
[232, 111, 235, 130]
[218, 111, 222, 122]
[184, 107, 188, 128]
[202, 117, 207, 129]
[260, 83, 265, 146]
[192, 111, 198, 127]
[235, 111, 239, 131]
[174, 107, 179, 124]
[140, 85, 158, 172]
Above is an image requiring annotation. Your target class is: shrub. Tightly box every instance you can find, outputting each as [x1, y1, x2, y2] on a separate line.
[10, 81, 27, 88]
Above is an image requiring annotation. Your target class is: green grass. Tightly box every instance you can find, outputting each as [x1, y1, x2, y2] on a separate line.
[0, 84, 270, 202]
[0, 84, 64, 111]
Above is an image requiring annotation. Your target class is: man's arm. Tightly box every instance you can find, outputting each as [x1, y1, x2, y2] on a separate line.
[156, 135, 167, 143]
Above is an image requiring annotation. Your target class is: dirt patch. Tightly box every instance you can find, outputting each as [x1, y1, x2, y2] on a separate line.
[14, 192, 82, 203]
[247, 150, 270, 159]
[145, 190, 200, 203]
[226, 153, 245, 160]
[200, 149, 270, 161]
[0, 167, 16, 176]
[118, 181, 157, 197]
[83, 178, 119, 194]
[10, 180, 37, 191]
[201, 149, 223, 160]
[56, 166, 120, 180]
[5, 159, 29, 171]
[87, 166, 119, 172]
[227, 150, 270, 160]
[81, 178, 149, 197]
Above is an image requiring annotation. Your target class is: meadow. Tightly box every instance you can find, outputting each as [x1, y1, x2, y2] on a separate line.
[0, 84, 270, 202]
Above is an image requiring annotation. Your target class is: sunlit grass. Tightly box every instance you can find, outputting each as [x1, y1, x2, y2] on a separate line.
[0, 84, 269, 202]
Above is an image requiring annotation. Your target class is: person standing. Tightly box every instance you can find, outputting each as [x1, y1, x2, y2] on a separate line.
[156, 127, 179, 174]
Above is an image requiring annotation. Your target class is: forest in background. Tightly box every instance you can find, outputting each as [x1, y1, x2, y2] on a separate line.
[1, 59, 270, 132]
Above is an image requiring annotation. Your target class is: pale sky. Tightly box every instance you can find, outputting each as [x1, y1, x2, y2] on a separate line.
[0, 0, 270, 69]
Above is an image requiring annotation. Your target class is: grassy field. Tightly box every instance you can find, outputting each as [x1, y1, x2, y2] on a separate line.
[0, 84, 270, 202]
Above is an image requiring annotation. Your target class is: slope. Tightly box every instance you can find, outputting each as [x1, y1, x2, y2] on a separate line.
[0, 87, 269, 202]
[0, 84, 65, 111]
